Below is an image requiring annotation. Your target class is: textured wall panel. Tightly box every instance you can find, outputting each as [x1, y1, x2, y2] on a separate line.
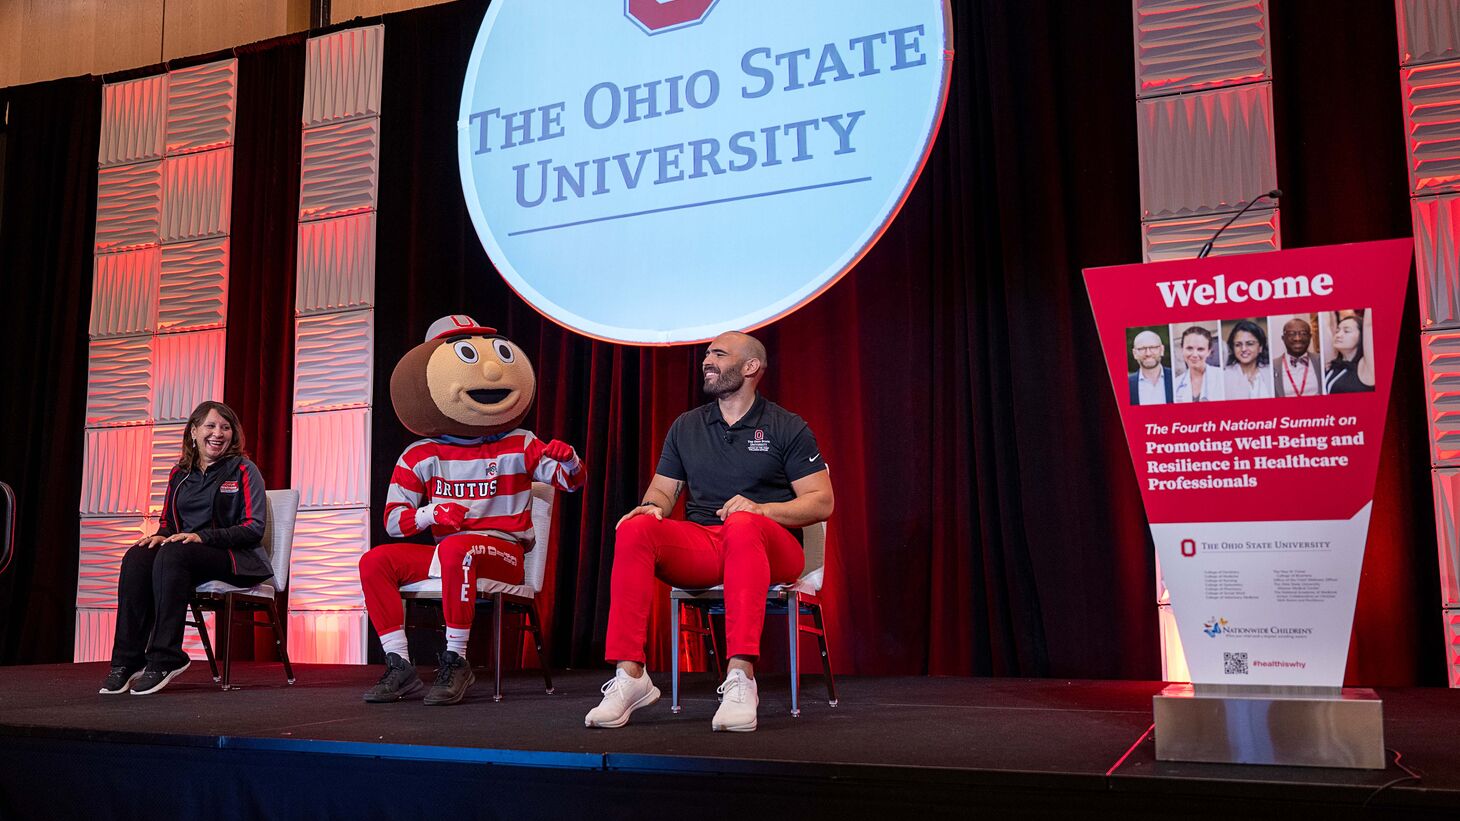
[150, 425, 185, 516]
[294, 311, 374, 411]
[288, 610, 367, 665]
[1403, 60, 1460, 194]
[1435, 470, 1460, 608]
[158, 238, 229, 332]
[91, 247, 160, 338]
[1413, 194, 1460, 328]
[1133, 0, 1269, 97]
[86, 336, 153, 427]
[288, 507, 370, 609]
[95, 161, 163, 252]
[1142, 207, 1280, 262]
[291, 409, 372, 507]
[99, 74, 167, 168]
[1448, 610, 1460, 688]
[80, 426, 151, 515]
[74, 609, 119, 663]
[77, 516, 146, 608]
[299, 118, 380, 221]
[1137, 83, 1278, 219]
[1424, 330, 1460, 465]
[1400, 0, 1460, 67]
[153, 329, 225, 423]
[165, 59, 237, 155]
[296, 213, 377, 313]
[303, 25, 384, 126]
[160, 148, 234, 243]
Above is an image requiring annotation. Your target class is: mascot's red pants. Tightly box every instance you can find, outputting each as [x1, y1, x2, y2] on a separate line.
[360, 534, 525, 633]
[605, 512, 804, 664]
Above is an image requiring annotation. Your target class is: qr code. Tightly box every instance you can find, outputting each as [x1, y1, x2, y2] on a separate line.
[1224, 652, 1249, 675]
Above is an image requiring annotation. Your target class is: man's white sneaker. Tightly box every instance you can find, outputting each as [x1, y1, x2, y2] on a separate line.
[585, 668, 660, 728]
[711, 669, 758, 732]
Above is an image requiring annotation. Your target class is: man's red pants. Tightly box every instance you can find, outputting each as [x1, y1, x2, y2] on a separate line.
[605, 511, 804, 663]
[359, 533, 525, 633]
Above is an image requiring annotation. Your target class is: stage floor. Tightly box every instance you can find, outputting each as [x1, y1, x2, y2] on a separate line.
[1, 662, 1458, 818]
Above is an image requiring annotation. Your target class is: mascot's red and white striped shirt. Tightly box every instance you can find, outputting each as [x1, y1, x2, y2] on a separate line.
[384, 430, 582, 574]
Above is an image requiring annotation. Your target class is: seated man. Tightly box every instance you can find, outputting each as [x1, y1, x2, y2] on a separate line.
[586, 331, 833, 732]
[358, 315, 584, 706]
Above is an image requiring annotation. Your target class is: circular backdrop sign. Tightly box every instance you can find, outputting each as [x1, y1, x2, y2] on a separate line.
[459, 0, 952, 344]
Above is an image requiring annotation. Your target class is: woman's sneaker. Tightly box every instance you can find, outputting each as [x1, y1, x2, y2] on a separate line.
[584, 668, 660, 728]
[99, 666, 144, 695]
[363, 653, 425, 703]
[129, 660, 191, 695]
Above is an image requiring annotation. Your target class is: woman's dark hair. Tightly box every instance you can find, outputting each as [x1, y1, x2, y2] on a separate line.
[1328, 312, 1366, 371]
[1224, 319, 1270, 368]
[1180, 326, 1214, 347]
[178, 400, 248, 471]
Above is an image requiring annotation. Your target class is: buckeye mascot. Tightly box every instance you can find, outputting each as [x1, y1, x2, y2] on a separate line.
[358, 315, 584, 705]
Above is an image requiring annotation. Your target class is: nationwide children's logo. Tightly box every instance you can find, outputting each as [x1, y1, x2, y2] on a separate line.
[1203, 616, 1228, 637]
[220, 481, 239, 494]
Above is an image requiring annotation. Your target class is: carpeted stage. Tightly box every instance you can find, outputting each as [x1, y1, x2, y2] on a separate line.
[0, 663, 1457, 819]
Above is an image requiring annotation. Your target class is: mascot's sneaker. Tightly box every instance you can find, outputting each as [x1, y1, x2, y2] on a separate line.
[424, 650, 475, 706]
[99, 665, 144, 695]
[363, 652, 425, 703]
[711, 669, 758, 732]
[585, 668, 660, 728]
[130, 660, 191, 695]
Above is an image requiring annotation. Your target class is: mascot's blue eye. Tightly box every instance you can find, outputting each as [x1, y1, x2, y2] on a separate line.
[453, 341, 479, 364]
[493, 340, 515, 363]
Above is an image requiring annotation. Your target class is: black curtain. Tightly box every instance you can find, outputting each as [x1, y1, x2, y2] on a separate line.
[0, 77, 102, 663]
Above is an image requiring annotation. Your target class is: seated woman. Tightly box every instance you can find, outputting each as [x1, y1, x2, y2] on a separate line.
[1324, 310, 1376, 394]
[100, 401, 271, 696]
[1222, 319, 1274, 400]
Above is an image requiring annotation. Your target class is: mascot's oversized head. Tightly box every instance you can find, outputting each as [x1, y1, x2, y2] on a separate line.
[390, 314, 536, 438]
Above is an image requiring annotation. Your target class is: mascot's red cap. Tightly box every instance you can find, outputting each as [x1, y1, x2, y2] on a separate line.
[425, 314, 497, 341]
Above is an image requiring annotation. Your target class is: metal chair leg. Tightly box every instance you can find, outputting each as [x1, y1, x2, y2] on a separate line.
[269, 597, 296, 685]
[492, 592, 505, 702]
[811, 600, 837, 706]
[670, 598, 682, 714]
[526, 600, 554, 694]
[220, 594, 236, 690]
[190, 602, 221, 682]
[787, 592, 801, 717]
[705, 608, 724, 680]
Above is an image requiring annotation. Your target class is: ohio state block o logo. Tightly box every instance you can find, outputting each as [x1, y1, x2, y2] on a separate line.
[626, 0, 718, 34]
[459, 0, 953, 344]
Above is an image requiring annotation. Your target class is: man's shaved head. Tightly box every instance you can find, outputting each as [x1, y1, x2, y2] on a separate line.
[719, 331, 767, 372]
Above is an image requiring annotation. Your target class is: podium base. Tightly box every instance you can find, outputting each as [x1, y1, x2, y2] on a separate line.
[1152, 683, 1385, 769]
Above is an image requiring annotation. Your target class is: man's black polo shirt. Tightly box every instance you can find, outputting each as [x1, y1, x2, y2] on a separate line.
[656, 394, 826, 527]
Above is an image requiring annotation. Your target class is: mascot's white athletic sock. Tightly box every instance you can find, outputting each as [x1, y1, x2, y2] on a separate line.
[380, 630, 410, 663]
[446, 626, 470, 657]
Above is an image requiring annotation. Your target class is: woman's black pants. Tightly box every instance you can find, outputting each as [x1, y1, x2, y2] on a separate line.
[109, 542, 264, 670]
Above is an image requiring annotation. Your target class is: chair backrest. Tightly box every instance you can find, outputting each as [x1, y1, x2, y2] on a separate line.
[261, 489, 300, 591]
[523, 482, 556, 592]
[799, 520, 827, 592]
[0, 481, 14, 577]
